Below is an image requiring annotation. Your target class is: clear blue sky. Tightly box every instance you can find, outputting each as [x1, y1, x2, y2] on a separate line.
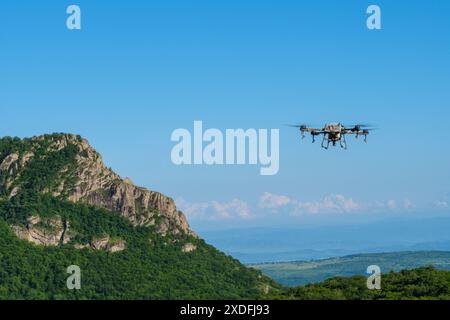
[1, 1, 450, 230]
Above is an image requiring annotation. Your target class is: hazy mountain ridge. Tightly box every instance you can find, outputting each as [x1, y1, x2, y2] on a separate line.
[200, 220, 450, 264]
[252, 251, 450, 286]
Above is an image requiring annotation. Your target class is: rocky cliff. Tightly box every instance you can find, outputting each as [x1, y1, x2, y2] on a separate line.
[0, 133, 196, 238]
[11, 215, 71, 246]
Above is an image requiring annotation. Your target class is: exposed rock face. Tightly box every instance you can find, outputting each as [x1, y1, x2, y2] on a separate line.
[75, 236, 126, 253]
[182, 243, 197, 253]
[0, 153, 19, 173]
[1, 153, 20, 190]
[0, 134, 196, 238]
[11, 214, 125, 252]
[12, 215, 70, 246]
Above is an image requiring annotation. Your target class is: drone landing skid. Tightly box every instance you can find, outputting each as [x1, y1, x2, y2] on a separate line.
[321, 134, 347, 150]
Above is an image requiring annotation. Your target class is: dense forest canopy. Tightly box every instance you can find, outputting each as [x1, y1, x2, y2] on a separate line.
[265, 267, 450, 300]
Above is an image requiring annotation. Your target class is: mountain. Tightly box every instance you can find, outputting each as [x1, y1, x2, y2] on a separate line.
[252, 251, 450, 286]
[0, 133, 277, 299]
[0, 134, 193, 237]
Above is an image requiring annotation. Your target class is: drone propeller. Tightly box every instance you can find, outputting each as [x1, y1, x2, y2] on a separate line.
[346, 123, 377, 131]
[287, 124, 310, 139]
[286, 124, 310, 129]
[347, 123, 374, 127]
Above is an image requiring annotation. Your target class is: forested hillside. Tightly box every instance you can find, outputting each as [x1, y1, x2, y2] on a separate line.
[265, 267, 450, 300]
[0, 134, 276, 299]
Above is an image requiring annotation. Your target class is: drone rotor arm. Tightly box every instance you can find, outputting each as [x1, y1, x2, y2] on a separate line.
[301, 128, 322, 133]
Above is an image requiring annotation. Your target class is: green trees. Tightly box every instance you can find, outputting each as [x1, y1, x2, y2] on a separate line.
[265, 267, 450, 300]
[0, 197, 275, 300]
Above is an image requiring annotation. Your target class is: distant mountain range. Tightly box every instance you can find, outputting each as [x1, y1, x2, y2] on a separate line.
[251, 251, 450, 286]
[200, 218, 450, 264]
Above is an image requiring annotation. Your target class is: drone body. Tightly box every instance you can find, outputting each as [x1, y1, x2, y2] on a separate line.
[291, 123, 375, 150]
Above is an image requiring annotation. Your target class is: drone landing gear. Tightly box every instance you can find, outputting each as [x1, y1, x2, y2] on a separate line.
[321, 135, 330, 150]
[340, 134, 347, 150]
[321, 134, 348, 150]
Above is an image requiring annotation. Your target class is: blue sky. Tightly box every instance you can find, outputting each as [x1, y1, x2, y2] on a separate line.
[1, 1, 450, 230]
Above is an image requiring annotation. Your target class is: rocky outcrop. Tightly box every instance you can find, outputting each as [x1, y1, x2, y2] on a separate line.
[67, 135, 195, 237]
[11, 214, 126, 252]
[182, 243, 197, 253]
[0, 134, 196, 238]
[11, 215, 70, 246]
[0, 153, 19, 173]
[75, 236, 126, 253]
[1, 153, 21, 191]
